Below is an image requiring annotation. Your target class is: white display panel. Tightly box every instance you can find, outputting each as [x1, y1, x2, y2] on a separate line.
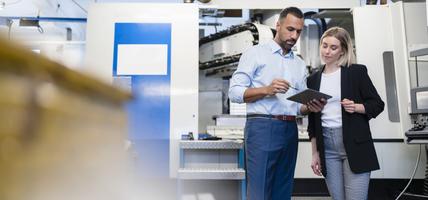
[417, 91, 428, 110]
[117, 44, 168, 75]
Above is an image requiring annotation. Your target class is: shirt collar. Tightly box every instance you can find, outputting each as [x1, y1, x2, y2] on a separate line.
[269, 39, 294, 59]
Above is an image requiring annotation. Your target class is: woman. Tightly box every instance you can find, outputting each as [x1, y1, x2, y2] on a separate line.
[306, 27, 384, 200]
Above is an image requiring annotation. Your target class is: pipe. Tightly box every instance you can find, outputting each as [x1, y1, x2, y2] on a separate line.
[0, 16, 86, 23]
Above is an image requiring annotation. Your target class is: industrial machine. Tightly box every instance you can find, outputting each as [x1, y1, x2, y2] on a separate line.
[199, 23, 274, 77]
[83, 1, 428, 199]
[406, 86, 428, 142]
[199, 1, 428, 198]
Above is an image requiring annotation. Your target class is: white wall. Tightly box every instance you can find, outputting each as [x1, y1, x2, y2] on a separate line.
[404, 2, 428, 88]
[353, 4, 412, 139]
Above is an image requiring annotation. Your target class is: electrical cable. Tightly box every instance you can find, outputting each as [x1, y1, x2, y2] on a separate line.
[303, 11, 327, 39]
[395, 144, 422, 200]
[423, 145, 428, 195]
[71, 0, 87, 13]
[7, 19, 12, 40]
[214, 17, 218, 33]
[37, 25, 44, 34]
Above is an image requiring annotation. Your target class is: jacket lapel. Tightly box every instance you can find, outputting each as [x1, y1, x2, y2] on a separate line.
[341, 65, 350, 129]
[314, 65, 325, 91]
[341, 65, 349, 100]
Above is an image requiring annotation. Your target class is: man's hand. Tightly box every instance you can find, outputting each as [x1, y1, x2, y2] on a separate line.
[265, 78, 291, 96]
[306, 98, 327, 113]
[243, 79, 291, 103]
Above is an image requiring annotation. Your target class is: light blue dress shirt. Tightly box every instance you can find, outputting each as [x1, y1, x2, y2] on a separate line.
[228, 40, 308, 116]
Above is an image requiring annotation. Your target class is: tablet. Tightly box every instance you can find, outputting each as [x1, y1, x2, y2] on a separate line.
[286, 89, 332, 104]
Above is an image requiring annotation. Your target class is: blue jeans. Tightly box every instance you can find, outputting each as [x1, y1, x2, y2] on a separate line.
[245, 117, 298, 200]
[323, 127, 370, 200]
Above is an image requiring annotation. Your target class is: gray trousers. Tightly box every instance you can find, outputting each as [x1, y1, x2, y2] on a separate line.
[323, 127, 370, 200]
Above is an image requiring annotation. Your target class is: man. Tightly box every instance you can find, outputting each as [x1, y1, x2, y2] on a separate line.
[229, 7, 323, 200]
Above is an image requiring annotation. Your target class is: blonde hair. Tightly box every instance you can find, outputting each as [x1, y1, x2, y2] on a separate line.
[319, 27, 355, 67]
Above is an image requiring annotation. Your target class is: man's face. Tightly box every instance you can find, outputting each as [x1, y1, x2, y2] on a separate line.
[275, 14, 304, 51]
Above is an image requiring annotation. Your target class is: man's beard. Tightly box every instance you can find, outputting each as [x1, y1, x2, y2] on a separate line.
[281, 39, 296, 52]
[284, 39, 296, 47]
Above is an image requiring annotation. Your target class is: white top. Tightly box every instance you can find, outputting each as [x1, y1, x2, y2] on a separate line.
[320, 68, 342, 128]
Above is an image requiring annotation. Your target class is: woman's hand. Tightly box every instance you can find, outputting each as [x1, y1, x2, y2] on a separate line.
[311, 151, 322, 176]
[341, 98, 365, 114]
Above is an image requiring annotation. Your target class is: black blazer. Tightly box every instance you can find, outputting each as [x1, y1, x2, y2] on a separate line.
[307, 64, 385, 176]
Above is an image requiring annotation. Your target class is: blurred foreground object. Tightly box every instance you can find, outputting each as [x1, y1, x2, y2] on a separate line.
[0, 37, 138, 200]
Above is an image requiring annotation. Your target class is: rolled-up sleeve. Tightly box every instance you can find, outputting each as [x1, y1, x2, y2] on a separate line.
[228, 49, 257, 103]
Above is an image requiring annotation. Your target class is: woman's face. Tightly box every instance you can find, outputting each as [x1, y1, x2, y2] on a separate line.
[320, 36, 344, 66]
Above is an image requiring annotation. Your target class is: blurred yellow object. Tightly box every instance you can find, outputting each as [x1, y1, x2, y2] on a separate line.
[0, 37, 140, 200]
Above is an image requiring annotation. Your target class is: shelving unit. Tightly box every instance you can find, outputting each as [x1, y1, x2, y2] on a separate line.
[178, 140, 246, 200]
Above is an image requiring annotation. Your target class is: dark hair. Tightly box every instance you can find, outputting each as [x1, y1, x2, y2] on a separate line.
[279, 7, 303, 19]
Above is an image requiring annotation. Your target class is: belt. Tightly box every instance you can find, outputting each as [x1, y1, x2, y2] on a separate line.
[247, 114, 296, 121]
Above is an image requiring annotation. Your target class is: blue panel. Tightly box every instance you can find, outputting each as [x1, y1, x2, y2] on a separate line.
[113, 23, 171, 76]
[113, 23, 171, 177]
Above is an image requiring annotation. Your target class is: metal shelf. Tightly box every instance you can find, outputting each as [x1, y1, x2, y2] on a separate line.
[178, 140, 246, 199]
[310, 9, 352, 19]
[407, 139, 428, 144]
[180, 140, 244, 149]
[410, 47, 428, 57]
[177, 168, 245, 180]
